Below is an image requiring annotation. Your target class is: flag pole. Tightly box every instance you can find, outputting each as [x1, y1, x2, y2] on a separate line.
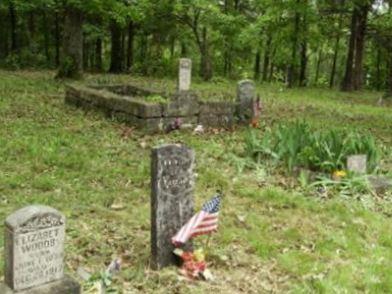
[204, 234, 212, 257]
[204, 189, 222, 256]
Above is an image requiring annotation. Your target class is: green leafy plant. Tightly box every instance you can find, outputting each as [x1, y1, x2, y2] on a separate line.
[245, 121, 381, 174]
[144, 94, 168, 104]
[310, 174, 373, 199]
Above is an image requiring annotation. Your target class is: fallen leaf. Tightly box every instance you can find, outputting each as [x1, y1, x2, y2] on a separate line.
[110, 203, 125, 211]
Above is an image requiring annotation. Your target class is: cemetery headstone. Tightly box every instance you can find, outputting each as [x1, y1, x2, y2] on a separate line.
[178, 58, 192, 91]
[236, 80, 256, 123]
[0, 205, 80, 294]
[347, 154, 367, 174]
[151, 144, 195, 269]
[367, 175, 392, 194]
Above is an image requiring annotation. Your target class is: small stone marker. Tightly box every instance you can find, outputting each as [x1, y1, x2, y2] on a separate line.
[236, 80, 256, 123]
[178, 58, 192, 91]
[151, 144, 195, 269]
[0, 205, 80, 294]
[347, 154, 367, 174]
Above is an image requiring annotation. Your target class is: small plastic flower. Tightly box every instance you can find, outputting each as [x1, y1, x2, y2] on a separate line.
[332, 170, 347, 180]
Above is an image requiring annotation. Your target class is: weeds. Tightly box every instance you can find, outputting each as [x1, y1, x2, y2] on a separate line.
[245, 121, 381, 174]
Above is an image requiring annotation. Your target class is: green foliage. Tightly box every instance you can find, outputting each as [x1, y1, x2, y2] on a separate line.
[245, 121, 381, 173]
[2, 53, 20, 70]
[310, 174, 373, 198]
[57, 56, 82, 79]
[144, 94, 168, 104]
[0, 0, 390, 89]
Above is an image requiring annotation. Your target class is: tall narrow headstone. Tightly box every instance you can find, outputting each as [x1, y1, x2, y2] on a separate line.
[236, 80, 256, 123]
[178, 58, 192, 91]
[347, 154, 367, 174]
[0, 205, 80, 294]
[151, 144, 195, 269]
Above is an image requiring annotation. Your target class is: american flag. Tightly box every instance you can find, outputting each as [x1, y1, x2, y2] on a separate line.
[172, 195, 221, 246]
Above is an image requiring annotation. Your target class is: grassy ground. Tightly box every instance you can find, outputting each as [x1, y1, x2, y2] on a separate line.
[0, 70, 391, 293]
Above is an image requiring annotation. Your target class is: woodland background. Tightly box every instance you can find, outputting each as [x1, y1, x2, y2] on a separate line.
[0, 0, 391, 95]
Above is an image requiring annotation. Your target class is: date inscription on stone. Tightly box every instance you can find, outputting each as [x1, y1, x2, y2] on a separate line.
[12, 226, 64, 290]
[5, 206, 65, 291]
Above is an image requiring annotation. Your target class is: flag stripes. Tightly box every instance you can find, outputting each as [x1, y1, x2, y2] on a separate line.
[172, 195, 221, 246]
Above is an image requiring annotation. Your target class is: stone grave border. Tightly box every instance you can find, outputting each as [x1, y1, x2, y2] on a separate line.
[65, 83, 237, 133]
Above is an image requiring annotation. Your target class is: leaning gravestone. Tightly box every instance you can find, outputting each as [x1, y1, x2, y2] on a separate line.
[178, 58, 192, 91]
[347, 154, 367, 174]
[151, 144, 195, 269]
[236, 80, 256, 123]
[0, 205, 80, 294]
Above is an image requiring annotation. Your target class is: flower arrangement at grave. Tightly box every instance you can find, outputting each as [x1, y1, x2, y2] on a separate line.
[171, 193, 221, 280]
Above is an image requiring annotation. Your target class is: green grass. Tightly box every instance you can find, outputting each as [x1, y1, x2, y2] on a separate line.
[0, 70, 391, 293]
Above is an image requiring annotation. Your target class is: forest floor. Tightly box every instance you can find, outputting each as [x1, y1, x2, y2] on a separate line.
[0, 70, 391, 293]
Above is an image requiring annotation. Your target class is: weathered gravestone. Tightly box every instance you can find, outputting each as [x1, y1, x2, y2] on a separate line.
[151, 144, 195, 269]
[347, 155, 367, 174]
[367, 175, 392, 194]
[0, 205, 80, 294]
[178, 58, 192, 92]
[236, 80, 256, 123]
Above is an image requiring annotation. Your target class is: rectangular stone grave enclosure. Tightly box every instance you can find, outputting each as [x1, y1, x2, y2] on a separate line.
[0, 205, 80, 294]
[65, 79, 255, 133]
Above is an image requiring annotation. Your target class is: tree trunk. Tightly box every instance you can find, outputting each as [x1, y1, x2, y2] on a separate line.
[170, 36, 175, 58]
[329, 12, 343, 88]
[315, 49, 322, 84]
[8, 0, 18, 53]
[83, 40, 89, 69]
[262, 35, 272, 82]
[299, 1, 308, 87]
[287, 0, 301, 88]
[330, 34, 341, 88]
[28, 11, 35, 42]
[57, 6, 83, 79]
[352, 4, 370, 90]
[42, 11, 50, 64]
[223, 48, 232, 77]
[376, 47, 381, 91]
[254, 49, 261, 80]
[199, 27, 212, 81]
[120, 29, 126, 70]
[89, 43, 95, 70]
[109, 21, 123, 73]
[127, 21, 135, 70]
[95, 38, 102, 71]
[299, 41, 307, 87]
[0, 8, 9, 58]
[139, 33, 148, 75]
[54, 10, 61, 67]
[341, 7, 358, 91]
[269, 62, 274, 82]
[342, 3, 370, 91]
[181, 42, 187, 56]
[386, 54, 392, 98]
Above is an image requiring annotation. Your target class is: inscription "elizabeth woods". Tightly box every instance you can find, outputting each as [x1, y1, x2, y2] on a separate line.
[15, 228, 61, 250]
[13, 226, 64, 290]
